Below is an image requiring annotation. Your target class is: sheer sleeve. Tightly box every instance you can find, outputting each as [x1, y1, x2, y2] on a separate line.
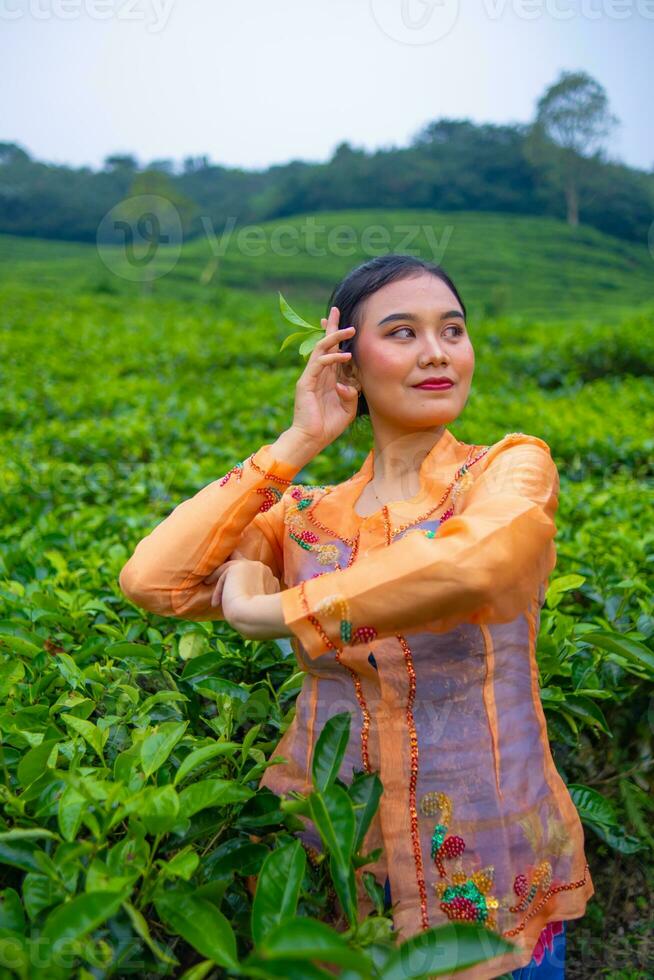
[279, 434, 560, 659]
[118, 443, 301, 621]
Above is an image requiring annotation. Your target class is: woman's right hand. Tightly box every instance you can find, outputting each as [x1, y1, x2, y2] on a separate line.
[289, 305, 359, 451]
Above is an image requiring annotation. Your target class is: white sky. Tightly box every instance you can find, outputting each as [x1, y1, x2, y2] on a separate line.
[1, 0, 652, 172]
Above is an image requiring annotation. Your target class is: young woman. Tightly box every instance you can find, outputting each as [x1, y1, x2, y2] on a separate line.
[119, 254, 593, 978]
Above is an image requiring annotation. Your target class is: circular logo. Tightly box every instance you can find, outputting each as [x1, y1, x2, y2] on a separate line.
[369, 0, 460, 45]
[96, 194, 183, 282]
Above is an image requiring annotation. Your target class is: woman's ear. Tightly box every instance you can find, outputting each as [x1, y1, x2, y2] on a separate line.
[338, 357, 361, 393]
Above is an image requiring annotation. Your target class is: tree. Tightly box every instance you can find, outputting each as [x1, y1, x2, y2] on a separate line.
[525, 70, 619, 227]
[103, 153, 139, 171]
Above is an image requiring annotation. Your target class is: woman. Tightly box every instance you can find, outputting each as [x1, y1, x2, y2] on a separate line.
[119, 254, 593, 978]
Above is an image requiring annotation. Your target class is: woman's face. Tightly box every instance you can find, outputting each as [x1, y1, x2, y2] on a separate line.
[343, 272, 475, 428]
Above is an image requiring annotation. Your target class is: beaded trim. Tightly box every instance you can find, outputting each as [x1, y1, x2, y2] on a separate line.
[247, 451, 297, 485]
[417, 789, 591, 936]
[302, 444, 490, 552]
[296, 443, 491, 788]
[503, 863, 591, 938]
[299, 581, 373, 774]
[398, 632, 430, 931]
[219, 452, 297, 512]
[220, 451, 298, 488]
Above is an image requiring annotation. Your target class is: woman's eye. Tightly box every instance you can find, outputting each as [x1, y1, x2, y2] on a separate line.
[389, 325, 464, 338]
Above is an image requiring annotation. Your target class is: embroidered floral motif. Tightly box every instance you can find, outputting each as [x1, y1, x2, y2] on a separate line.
[285, 486, 341, 567]
[420, 790, 500, 929]
[314, 593, 378, 645]
[509, 860, 552, 913]
[256, 486, 283, 512]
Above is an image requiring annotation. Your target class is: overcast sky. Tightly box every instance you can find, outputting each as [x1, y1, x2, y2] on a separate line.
[2, 0, 652, 173]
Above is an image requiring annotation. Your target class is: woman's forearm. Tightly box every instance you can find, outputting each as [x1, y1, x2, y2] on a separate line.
[232, 592, 292, 640]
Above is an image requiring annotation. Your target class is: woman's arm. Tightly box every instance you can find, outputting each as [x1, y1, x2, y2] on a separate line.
[118, 430, 315, 620]
[278, 433, 560, 659]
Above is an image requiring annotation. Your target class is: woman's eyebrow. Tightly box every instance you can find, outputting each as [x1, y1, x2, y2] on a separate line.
[377, 310, 465, 326]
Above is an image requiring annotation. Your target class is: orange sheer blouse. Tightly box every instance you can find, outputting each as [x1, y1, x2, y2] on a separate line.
[119, 426, 594, 978]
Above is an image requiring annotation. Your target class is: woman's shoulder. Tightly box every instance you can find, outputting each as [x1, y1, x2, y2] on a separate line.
[477, 431, 557, 477]
[486, 431, 553, 456]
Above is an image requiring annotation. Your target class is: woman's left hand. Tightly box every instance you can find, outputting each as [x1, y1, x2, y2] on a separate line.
[204, 558, 290, 639]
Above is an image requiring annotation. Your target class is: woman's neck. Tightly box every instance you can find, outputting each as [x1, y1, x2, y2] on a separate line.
[369, 424, 448, 489]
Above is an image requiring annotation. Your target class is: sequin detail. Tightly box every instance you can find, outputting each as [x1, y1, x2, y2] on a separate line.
[286, 486, 341, 567]
[219, 461, 244, 485]
[256, 486, 283, 512]
[314, 593, 378, 646]
[397, 633, 430, 931]
[420, 790, 591, 935]
[423, 791, 500, 929]
[220, 451, 298, 487]
[299, 581, 373, 775]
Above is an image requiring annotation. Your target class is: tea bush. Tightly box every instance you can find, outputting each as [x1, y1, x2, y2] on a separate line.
[0, 283, 652, 976]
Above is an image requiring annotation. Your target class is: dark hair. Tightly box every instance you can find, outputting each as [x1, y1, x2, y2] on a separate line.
[326, 253, 467, 418]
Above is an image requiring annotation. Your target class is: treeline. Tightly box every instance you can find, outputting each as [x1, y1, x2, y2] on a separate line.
[1, 118, 652, 246]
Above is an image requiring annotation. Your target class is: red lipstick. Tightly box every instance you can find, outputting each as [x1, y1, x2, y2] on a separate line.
[413, 377, 454, 390]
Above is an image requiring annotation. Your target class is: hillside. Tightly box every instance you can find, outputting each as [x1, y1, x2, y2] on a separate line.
[0, 209, 652, 320]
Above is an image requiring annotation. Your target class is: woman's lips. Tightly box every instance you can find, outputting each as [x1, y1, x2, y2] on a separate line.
[413, 381, 454, 390]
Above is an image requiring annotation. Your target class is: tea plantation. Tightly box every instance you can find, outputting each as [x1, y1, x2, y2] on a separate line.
[0, 220, 652, 978]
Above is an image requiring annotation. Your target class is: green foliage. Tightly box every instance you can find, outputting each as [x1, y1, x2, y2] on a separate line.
[0, 277, 651, 974]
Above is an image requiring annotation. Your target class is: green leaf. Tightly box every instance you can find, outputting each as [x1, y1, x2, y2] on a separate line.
[256, 916, 370, 972]
[582, 630, 654, 677]
[54, 652, 85, 690]
[562, 696, 611, 735]
[0, 659, 25, 698]
[178, 632, 208, 661]
[0, 888, 25, 933]
[568, 783, 644, 854]
[382, 922, 515, 978]
[160, 848, 199, 881]
[61, 714, 107, 761]
[547, 574, 586, 596]
[137, 785, 180, 835]
[41, 890, 128, 947]
[278, 292, 317, 332]
[568, 783, 617, 828]
[123, 901, 178, 966]
[328, 851, 358, 927]
[279, 329, 319, 354]
[348, 770, 383, 853]
[17, 738, 59, 788]
[178, 778, 254, 819]
[140, 721, 188, 777]
[308, 784, 356, 865]
[299, 333, 322, 357]
[251, 840, 306, 945]
[22, 873, 67, 920]
[174, 742, 239, 785]
[57, 785, 86, 842]
[311, 712, 351, 792]
[155, 890, 238, 969]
